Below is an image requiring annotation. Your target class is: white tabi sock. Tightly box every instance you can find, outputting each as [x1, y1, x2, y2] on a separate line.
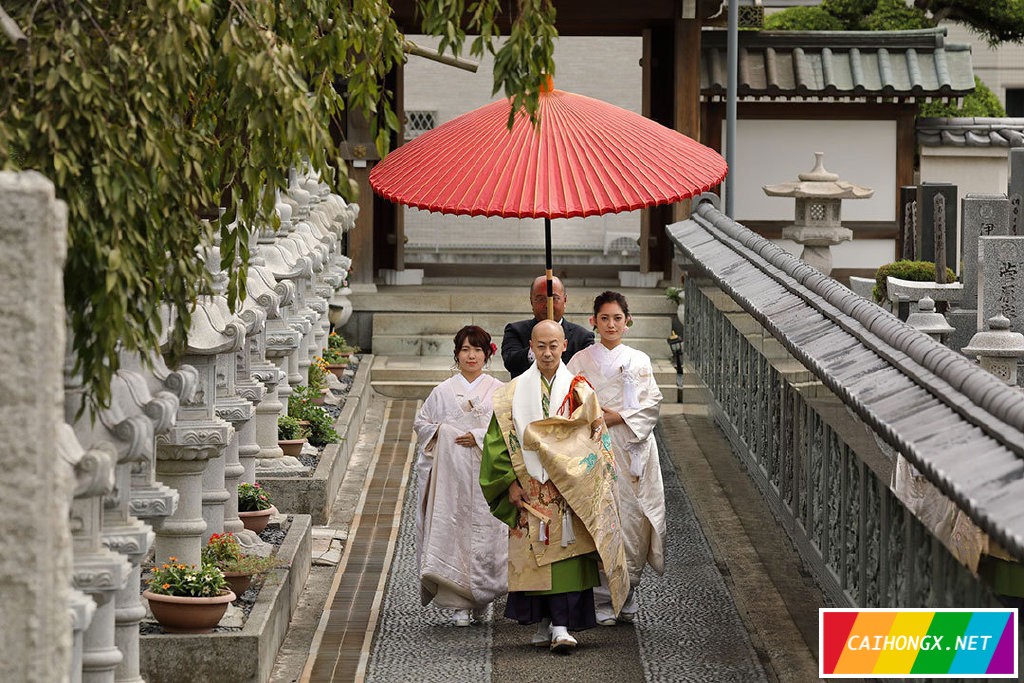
[551, 625, 570, 639]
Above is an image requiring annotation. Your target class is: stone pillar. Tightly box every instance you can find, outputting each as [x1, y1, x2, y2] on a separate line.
[153, 300, 243, 566]
[899, 185, 918, 260]
[248, 258, 307, 475]
[0, 171, 75, 682]
[917, 182, 958, 273]
[1007, 147, 1024, 235]
[66, 432, 129, 683]
[65, 362, 177, 683]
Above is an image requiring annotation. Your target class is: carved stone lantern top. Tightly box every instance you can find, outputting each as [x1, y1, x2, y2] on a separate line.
[963, 315, 1024, 359]
[905, 296, 954, 338]
[763, 152, 874, 202]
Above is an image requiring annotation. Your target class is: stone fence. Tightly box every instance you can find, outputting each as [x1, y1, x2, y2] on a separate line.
[0, 167, 357, 682]
[668, 195, 1024, 609]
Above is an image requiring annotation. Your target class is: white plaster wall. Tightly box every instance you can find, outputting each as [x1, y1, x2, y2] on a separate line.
[919, 147, 1008, 199]
[723, 118, 897, 223]
[402, 36, 643, 248]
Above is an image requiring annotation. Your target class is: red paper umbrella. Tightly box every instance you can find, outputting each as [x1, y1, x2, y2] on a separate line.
[370, 82, 728, 316]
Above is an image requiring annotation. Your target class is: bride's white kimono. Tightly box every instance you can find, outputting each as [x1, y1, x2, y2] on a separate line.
[414, 373, 509, 609]
[568, 343, 666, 586]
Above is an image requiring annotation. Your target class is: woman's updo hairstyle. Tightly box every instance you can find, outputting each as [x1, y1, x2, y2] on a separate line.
[453, 325, 494, 362]
[592, 290, 630, 319]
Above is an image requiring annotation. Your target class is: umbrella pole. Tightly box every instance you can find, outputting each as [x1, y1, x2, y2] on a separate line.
[545, 217, 554, 320]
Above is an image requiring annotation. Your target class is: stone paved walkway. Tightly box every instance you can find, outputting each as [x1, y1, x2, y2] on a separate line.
[279, 396, 821, 683]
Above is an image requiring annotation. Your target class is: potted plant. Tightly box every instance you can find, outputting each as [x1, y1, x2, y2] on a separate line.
[202, 533, 279, 597]
[289, 392, 340, 448]
[665, 285, 685, 324]
[307, 358, 329, 404]
[143, 557, 235, 633]
[278, 415, 306, 457]
[237, 482, 277, 534]
[323, 333, 360, 378]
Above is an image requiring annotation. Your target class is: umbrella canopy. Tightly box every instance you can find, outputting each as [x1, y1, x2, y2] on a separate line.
[370, 87, 727, 219]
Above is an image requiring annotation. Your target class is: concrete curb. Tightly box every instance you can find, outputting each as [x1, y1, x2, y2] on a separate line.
[140, 514, 313, 683]
[260, 356, 374, 524]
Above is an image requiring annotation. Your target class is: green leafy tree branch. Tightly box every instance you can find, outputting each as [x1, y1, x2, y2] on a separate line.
[0, 0, 558, 412]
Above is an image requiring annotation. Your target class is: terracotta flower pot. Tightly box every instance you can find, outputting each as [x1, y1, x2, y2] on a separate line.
[222, 572, 253, 597]
[238, 505, 277, 534]
[143, 589, 235, 634]
[325, 363, 348, 379]
[278, 438, 305, 457]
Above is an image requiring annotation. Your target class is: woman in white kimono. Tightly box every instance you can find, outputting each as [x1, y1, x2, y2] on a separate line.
[567, 291, 666, 626]
[414, 325, 509, 626]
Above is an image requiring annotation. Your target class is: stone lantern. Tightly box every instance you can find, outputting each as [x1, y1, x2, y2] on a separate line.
[763, 152, 873, 275]
[962, 315, 1024, 385]
[906, 297, 954, 342]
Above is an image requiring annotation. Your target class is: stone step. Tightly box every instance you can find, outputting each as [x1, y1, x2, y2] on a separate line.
[350, 285, 677, 316]
[368, 356, 698, 400]
[372, 334, 674, 359]
[371, 312, 672, 337]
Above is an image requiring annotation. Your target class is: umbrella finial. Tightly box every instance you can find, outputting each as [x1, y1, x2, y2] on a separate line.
[540, 74, 554, 94]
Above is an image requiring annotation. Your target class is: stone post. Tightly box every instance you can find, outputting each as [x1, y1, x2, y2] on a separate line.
[899, 185, 918, 260]
[0, 171, 75, 682]
[1007, 148, 1024, 235]
[917, 182, 958, 274]
[977, 236, 1024, 385]
[65, 361, 178, 683]
[153, 300, 243, 566]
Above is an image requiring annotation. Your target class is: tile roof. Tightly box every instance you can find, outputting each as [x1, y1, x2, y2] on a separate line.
[668, 195, 1024, 561]
[701, 27, 974, 100]
[918, 117, 1024, 147]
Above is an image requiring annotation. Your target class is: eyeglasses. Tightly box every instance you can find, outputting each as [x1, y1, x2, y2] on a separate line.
[532, 295, 564, 304]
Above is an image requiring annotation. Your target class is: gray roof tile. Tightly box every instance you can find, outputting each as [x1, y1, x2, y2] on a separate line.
[702, 27, 974, 100]
[668, 196, 1024, 560]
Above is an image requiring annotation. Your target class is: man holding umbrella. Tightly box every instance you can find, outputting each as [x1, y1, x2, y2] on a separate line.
[501, 275, 594, 379]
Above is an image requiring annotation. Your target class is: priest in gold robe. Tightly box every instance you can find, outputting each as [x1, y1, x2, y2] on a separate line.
[480, 319, 628, 654]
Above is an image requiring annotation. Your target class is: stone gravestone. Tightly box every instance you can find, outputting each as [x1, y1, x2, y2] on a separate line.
[978, 236, 1024, 384]
[899, 185, 917, 260]
[961, 194, 1010, 309]
[948, 195, 1011, 352]
[1007, 148, 1024, 235]
[917, 182, 958, 274]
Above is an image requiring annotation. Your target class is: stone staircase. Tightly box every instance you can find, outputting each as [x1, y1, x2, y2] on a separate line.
[343, 285, 686, 399]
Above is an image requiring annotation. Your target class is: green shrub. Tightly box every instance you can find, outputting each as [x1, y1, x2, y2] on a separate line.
[873, 260, 957, 303]
[820, 0, 876, 28]
[765, 6, 845, 31]
[919, 77, 1007, 118]
[861, 0, 930, 31]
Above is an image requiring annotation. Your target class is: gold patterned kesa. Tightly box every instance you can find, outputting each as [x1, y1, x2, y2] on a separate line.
[491, 377, 628, 612]
[523, 381, 629, 615]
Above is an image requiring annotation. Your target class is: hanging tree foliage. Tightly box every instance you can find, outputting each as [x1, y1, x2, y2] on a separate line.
[0, 0, 557, 411]
[766, 0, 1024, 44]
